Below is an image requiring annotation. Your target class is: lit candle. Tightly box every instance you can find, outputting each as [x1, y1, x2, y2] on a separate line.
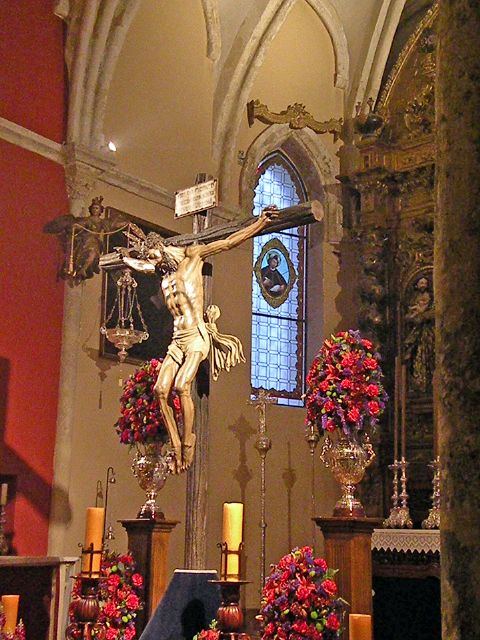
[2, 595, 19, 633]
[349, 613, 372, 640]
[81, 507, 105, 575]
[393, 356, 400, 462]
[401, 364, 407, 459]
[0, 483, 7, 507]
[222, 502, 243, 579]
[432, 369, 438, 457]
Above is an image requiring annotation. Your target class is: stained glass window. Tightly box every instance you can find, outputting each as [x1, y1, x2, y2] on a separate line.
[251, 153, 307, 407]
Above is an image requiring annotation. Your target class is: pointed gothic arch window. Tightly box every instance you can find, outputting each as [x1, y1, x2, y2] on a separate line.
[251, 152, 307, 406]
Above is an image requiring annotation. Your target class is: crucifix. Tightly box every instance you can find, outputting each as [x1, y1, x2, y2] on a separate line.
[103, 196, 323, 474]
[101, 191, 323, 570]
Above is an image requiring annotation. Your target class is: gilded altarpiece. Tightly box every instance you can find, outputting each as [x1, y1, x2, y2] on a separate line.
[344, 5, 437, 525]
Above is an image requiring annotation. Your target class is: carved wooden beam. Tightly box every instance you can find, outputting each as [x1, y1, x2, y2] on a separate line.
[166, 200, 324, 246]
[247, 99, 342, 139]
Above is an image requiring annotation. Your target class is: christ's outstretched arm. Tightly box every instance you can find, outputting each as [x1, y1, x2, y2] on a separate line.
[189, 207, 279, 259]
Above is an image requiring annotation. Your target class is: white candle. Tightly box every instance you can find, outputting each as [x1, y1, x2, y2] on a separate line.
[401, 364, 407, 459]
[433, 368, 439, 457]
[393, 357, 400, 462]
[81, 507, 105, 575]
[0, 483, 7, 507]
[222, 502, 243, 579]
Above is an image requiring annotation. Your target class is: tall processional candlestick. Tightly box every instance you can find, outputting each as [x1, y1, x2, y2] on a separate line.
[248, 390, 276, 588]
[396, 364, 413, 527]
[384, 357, 401, 527]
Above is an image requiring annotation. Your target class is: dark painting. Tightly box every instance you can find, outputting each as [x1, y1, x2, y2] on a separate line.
[100, 208, 175, 365]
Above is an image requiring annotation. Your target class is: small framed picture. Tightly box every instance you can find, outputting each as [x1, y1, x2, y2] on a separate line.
[253, 237, 297, 308]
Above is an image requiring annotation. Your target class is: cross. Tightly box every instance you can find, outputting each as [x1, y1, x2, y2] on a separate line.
[248, 389, 277, 440]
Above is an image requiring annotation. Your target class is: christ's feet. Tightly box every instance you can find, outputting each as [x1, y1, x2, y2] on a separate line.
[181, 433, 196, 471]
[168, 442, 183, 474]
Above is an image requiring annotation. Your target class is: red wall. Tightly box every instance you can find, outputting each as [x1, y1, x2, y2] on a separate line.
[0, 1, 68, 554]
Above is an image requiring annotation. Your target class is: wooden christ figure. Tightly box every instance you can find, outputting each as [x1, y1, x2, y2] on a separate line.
[112, 207, 280, 473]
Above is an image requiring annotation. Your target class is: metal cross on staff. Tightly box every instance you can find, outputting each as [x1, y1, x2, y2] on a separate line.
[248, 389, 277, 588]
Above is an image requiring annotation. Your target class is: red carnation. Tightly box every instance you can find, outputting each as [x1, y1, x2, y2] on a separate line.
[126, 593, 141, 610]
[366, 384, 379, 396]
[347, 407, 360, 422]
[326, 614, 340, 631]
[367, 401, 380, 416]
[124, 628, 136, 640]
[341, 353, 357, 367]
[319, 380, 330, 392]
[322, 579, 337, 596]
[361, 339, 373, 350]
[363, 357, 378, 370]
[314, 558, 328, 571]
[326, 419, 335, 432]
[103, 601, 119, 618]
[106, 629, 119, 640]
[132, 573, 143, 587]
[324, 399, 335, 413]
[107, 574, 121, 590]
[340, 378, 354, 390]
[292, 620, 310, 635]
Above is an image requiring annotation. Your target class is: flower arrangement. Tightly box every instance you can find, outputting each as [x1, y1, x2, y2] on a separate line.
[305, 330, 387, 435]
[0, 605, 25, 640]
[193, 620, 220, 640]
[259, 546, 345, 640]
[115, 359, 180, 447]
[70, 551, 143, 640]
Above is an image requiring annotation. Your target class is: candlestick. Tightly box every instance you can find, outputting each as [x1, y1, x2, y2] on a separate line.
[2, 595, 19, 633]
[249, 390, 275, 587]
[432, 369, 439, 457]
[222, 503, 243, 579]
[349, 613, 372, 640]
[0, 483, 7, 507]
[81, 507, 105, 575]
[66, 577, 106, 639]
[401, 364, 407, 459]
[393, 357, 400, 462]
[422, 456, 440, 529]
[397, 457, 413, 528]
[383, 460, 402, 528]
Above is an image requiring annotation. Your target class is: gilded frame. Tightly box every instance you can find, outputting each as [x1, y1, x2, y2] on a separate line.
[253, 237, 297, 309]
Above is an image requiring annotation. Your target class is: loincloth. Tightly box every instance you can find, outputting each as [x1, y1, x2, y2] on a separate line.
[205, 305, 246, 381]
[167, 323, 210, 365]
[166, 307, 246, 381]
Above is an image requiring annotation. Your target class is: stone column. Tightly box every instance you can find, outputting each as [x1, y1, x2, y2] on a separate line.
[436, 2, 480, 638]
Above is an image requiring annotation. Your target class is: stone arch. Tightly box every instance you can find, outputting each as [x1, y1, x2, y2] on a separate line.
[214, 0, 348, 201]
[352, 0, 406, 113]
[239, 124, 342, 242]
[66, 0, 219, 148]
[63, 0, 143, 148]
[201, 0, 221, 62]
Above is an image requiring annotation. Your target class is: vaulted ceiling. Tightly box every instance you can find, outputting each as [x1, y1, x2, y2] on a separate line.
[55, 0, 428, 210]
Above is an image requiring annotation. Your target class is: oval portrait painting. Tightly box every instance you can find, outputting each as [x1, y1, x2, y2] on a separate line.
[254, 238, 297, 308]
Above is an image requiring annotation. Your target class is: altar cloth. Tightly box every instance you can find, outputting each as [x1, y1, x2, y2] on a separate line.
[140, 569, 221, 640]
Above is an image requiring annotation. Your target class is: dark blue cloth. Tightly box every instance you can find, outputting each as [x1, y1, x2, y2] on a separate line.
[140, 570, 221, 640]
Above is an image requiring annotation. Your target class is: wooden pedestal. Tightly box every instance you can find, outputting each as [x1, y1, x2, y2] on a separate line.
[314, 517, 381, 639]
[121, 518, 178, 634]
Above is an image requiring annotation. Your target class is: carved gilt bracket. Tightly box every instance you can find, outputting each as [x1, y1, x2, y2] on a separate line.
[247, 99, 342, 140]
